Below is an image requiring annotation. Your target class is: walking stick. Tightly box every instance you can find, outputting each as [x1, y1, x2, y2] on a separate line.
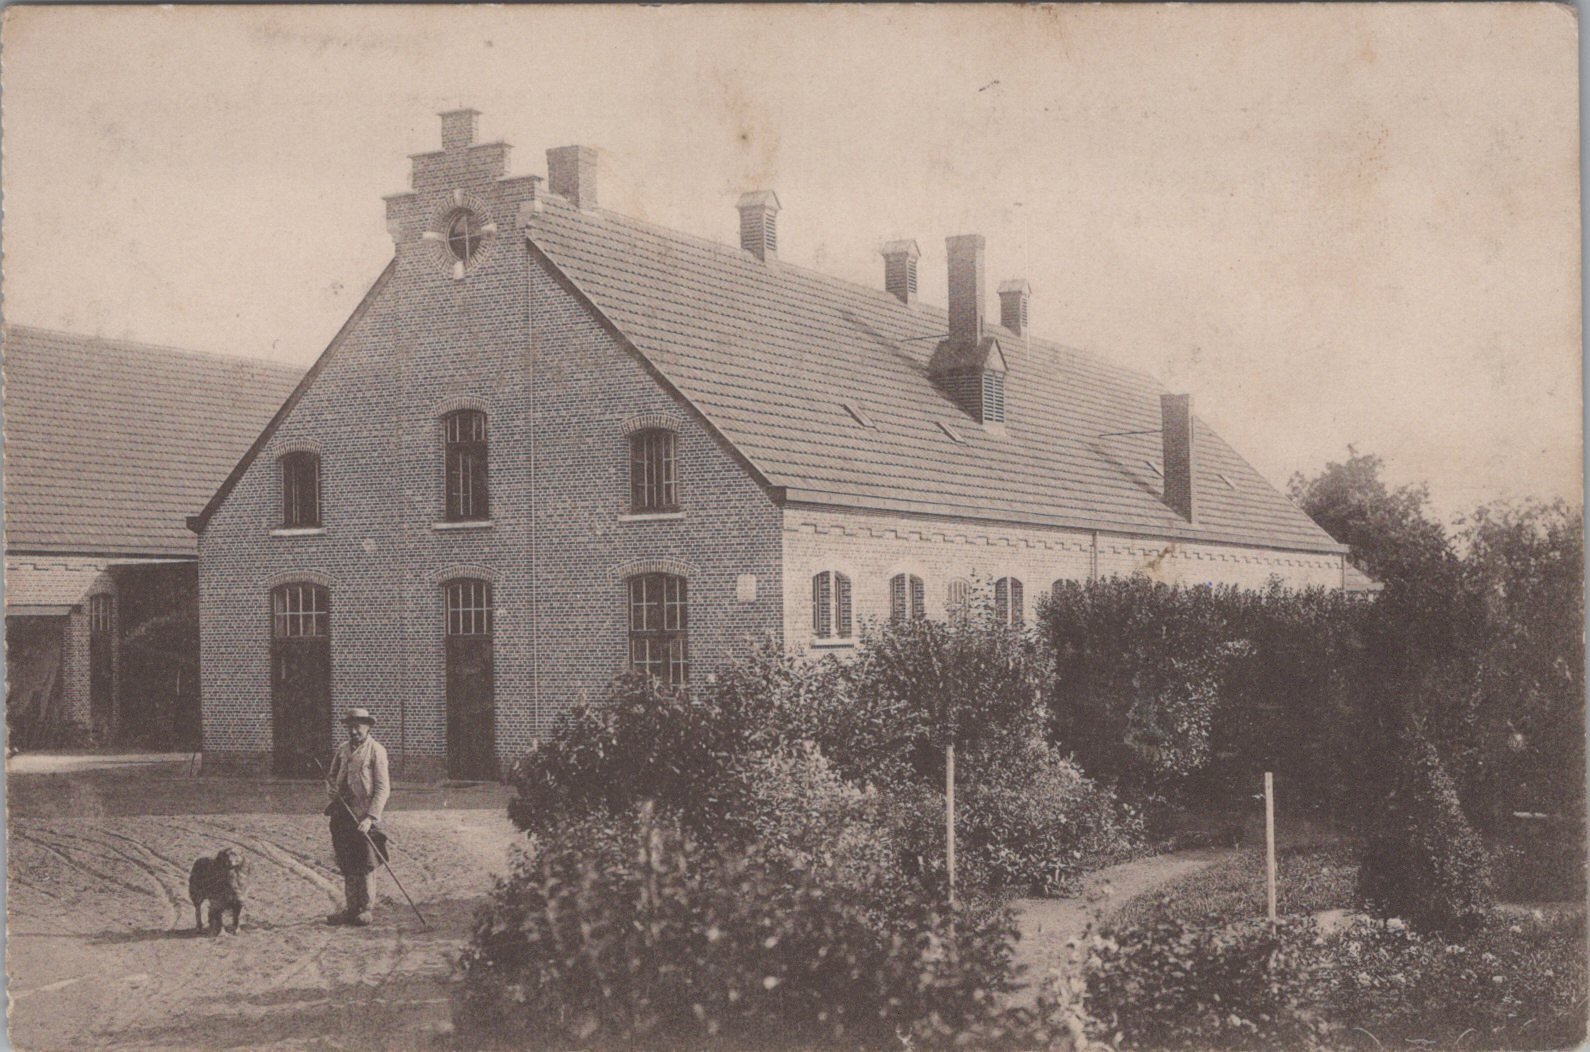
[314, 758, 430, 930]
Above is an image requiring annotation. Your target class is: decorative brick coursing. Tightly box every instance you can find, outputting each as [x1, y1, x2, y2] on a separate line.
[782, 505, 1344, 653]
[198, 134, 782, 780]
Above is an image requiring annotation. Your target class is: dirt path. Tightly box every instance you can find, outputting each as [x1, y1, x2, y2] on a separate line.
[1009, 848, 1230, 1004]
[7, 808, 519, 1051]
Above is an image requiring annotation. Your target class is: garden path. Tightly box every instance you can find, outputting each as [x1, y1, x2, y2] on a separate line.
[1009, 847, 1233, 1005]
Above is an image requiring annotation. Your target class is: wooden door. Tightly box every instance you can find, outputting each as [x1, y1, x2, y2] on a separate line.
[445, 580, 496, 781]
[270, 584, 331, 778]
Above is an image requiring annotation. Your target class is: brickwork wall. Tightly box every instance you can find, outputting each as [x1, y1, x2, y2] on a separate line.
[782, 505, 1344, 653]
[198, 130, 782, 779]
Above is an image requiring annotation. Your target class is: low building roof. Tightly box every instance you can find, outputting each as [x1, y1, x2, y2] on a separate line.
[523, 198, 1344, 554]
[4, 326, 303, 557]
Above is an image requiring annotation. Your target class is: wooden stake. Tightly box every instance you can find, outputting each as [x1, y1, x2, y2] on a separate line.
[1265, 771, 1277, 925]
[946, 741, 957, 908]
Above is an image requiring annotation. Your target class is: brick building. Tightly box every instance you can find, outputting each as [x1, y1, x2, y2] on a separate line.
[191, 111, 1350, 781]
[3, 326, 300, 748]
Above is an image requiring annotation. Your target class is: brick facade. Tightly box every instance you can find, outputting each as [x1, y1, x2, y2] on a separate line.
[196, 114, 1348, 781]
[782, 504, 1345, 653]
[197, 131, 781, 779]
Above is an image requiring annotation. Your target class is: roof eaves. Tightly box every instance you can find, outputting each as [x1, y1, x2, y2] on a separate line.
[189, 258, 398, 532]
[780, 487, 1349, 556]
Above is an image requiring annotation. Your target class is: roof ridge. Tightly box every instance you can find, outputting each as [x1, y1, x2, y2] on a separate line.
[4, 324, 305, 375]
[529, 200, 1157, 387]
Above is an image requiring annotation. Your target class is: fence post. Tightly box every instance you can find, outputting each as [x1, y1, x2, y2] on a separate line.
[1265, 771, 1277, 924]
[946, 741, 956, 908]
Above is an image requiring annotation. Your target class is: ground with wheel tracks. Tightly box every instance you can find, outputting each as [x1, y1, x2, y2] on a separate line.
[6, 755, 516, 1051]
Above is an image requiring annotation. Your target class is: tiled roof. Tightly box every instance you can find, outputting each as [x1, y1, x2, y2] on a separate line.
[525, 198, 1344, 554]
[3, 326, 303, 556]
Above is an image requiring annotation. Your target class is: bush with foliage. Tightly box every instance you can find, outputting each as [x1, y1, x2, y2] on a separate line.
[456, 805, 1045, 1051]
[509, 619, 1142, 901]
[1357, 722, 1493, 934]
[506, 673, 762, 841]
[1316, 909, 1587, 1050]
[1082, 914, 1331, 1050]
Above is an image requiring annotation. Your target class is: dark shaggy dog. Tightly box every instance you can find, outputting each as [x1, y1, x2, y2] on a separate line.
[188, 848, 247, 935]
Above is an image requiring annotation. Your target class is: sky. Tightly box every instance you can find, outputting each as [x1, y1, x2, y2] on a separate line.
[2, 4, 1581, 524]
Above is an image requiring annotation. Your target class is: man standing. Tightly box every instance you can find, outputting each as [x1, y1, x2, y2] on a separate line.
[324, 707, 390, 927]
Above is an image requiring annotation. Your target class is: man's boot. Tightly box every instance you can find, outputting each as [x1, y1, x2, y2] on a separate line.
[325, 876, 355, 925]
[349, 872, 373, 927]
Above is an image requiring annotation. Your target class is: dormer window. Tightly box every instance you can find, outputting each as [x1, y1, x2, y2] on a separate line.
[630, 429, 679, 513]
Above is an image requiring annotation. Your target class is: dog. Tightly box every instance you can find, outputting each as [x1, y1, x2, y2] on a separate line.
[188, 848, 247, 935]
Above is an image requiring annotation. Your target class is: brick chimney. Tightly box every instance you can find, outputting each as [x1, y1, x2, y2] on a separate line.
[737, 191, 781, 261]
[440, 109, 480, 150]
[1161, 394, 1196, 522]
[547, 146, 598, 210]
[881, 240, 920, 305]
[999, 279, 1031, 335]
[946, 235, 986, 344]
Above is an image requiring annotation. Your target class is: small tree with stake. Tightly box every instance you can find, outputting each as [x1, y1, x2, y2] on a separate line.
[848, 597, 1048, 902]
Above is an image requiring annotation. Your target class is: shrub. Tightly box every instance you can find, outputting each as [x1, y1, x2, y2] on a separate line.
[455, 806, 1034, 1051]
[1082, 914, 1330, 1050]
[956, 735, 1143, 895]
[506, 674, 760, 841]
[1108, 842, 1358, 931]
[1357, 723, 1493, 934]
[1317, 909, 1588, 1050]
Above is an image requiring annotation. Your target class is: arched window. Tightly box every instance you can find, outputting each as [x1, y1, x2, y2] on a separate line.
[994, 576, 1025, 627]
[890, 573, 925, 622]
[630, 428, 679, 513]
[947, 578, 973, 621]
[812, 571, 853, 640]
[628, 573, 688, 686]
[88, 594, 114, 634]
[280, 451, 321, 528]
[444, 410, 489, 521]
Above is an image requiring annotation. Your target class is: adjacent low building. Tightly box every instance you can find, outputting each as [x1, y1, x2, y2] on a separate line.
[3, 326, 301, 749]
[191, 110, 1349, 781]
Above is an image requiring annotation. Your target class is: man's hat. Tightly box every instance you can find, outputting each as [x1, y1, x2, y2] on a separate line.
[342, 707, 377, 726]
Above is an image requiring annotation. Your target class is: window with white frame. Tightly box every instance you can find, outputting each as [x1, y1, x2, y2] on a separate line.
[811, 570, 853, 641]
[629, 428, 679, 513]
[443, 409, 490, 522]
[628, 573, 688, 686]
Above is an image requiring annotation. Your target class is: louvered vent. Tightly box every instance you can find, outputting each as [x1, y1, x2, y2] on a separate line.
[981, 372, 1006, 424]
[882, 241, 921, 304]
[736, 191, 781, 262]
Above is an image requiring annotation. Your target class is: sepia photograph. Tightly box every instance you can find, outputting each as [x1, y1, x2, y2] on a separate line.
[1, 5, 1583, 1050]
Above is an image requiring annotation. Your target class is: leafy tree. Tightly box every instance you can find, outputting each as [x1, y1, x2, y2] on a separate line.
[1357, 721, 1493, 935]
[1288, 447, 1454, 586]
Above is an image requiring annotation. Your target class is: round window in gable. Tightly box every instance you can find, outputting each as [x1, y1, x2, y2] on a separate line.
[447, 210, 485, 263]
